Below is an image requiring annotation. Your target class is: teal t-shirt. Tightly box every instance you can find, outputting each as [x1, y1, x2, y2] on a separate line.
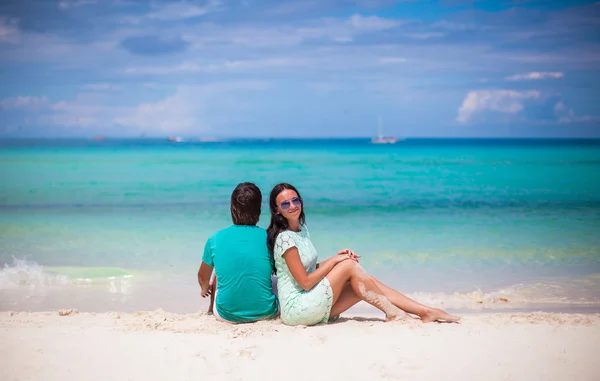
[202, 225, 278, 323]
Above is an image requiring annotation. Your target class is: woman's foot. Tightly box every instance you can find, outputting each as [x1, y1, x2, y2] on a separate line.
[385, 312, 412, 322]
[421, 308, 460, 323]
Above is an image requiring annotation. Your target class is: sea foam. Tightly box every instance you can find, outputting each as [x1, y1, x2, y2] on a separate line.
[0, 258, 68, 289]
[0, 257, 134, 295]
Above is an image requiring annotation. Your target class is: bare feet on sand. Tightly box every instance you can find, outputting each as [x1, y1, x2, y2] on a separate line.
[421, 308, 461, 323]
[385, 312, 419, 323]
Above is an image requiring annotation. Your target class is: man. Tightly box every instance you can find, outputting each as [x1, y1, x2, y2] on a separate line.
[198, 182, 278, 323]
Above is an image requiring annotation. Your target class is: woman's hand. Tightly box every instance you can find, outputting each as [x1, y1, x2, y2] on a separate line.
[316, 249, 360, 271]
[333, 254, 354, 265]
[337, 248, 361, 262]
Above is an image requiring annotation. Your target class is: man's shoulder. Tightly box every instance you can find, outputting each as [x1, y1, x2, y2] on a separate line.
[206, 228, 223, 241]
[216, 225, 266, 238]
[205, 226, 229, 245]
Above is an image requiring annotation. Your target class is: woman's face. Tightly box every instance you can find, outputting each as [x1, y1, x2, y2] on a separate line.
[275, 189, 302, 222]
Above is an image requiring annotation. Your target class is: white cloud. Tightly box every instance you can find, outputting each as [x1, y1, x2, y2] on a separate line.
[554, 101, 600, 124]
[112, 0, 139, 6]
[124, 58, 301, 75]
[559, 114, 600, 123]
[554, 101, 567, 112]
[58, 0, 97, 10]
[8, 82, 266, 133]
[44, 93, 126, 127]
[0, 17, 21, 44]
[114, 81, 268, 132]
[434, 20, 487, 31]
[0, 96, 49, 110]
[457, 90, 600, 124]
[298, 14, 402, 42]
[456, 90, 541, 123]
[114, 89, 200, 132]
[183, 14, 401, 48]
[214, 58, 299, 71]
[407, 32, 445, 39]
[263, 1, 319, 15]
[495, 52, 600, 64]
[147, 0, 222, 20]
[82, 83, 122, 91]
[505, 72, 564, 81]
[349, 14, 401, 31]
[378, 56, 408, 64]
[122, 0, 223, 23]
[41, 108, 107, 127]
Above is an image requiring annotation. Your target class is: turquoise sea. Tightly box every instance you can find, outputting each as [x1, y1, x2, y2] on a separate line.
[1, 138, 599, 313]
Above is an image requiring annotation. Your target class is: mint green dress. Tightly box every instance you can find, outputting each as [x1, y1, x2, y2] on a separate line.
[273, 226, 334, 326]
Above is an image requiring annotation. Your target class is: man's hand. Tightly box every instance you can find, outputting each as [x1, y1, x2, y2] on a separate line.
[198, 261, 214, 297]
[201, 286, 212, 298]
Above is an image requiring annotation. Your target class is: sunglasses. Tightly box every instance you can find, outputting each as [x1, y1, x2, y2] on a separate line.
[279, 197, 302, 211]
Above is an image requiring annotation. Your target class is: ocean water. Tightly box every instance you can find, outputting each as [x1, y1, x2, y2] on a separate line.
[1, 138, 599, 314]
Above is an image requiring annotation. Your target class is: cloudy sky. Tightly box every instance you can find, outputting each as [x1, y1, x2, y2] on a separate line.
[0, 0, 599, 138]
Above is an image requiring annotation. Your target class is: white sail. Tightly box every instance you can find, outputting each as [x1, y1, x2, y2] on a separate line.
[372, 115, 399, 144]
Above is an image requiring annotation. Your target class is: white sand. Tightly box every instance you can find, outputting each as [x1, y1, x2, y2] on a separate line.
[1, 310, 599, 381]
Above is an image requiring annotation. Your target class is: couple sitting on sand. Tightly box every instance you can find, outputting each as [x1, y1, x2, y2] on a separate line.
[197, 182, 459, 325]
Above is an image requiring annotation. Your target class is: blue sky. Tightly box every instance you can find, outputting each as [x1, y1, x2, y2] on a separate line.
[0, 0, 599, 138]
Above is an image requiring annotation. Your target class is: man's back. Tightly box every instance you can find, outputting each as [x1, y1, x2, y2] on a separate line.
[202, 225, 278, 323]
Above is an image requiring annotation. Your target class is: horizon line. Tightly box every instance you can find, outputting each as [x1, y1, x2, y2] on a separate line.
[2, 136, 600, 140]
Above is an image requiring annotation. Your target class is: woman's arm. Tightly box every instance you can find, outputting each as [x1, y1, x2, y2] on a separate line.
[284, 247, 353, 291]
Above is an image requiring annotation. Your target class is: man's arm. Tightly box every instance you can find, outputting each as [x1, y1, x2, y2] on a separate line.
[198, 262, 214, 297]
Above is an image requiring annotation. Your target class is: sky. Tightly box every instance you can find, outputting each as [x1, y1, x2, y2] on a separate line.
[0, 0, 599, 138]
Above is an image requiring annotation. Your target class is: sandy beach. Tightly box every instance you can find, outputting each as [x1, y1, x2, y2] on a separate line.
[1, 310, 599, 381]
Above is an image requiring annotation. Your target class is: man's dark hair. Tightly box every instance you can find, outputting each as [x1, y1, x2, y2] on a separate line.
[230, 182, 262, 225]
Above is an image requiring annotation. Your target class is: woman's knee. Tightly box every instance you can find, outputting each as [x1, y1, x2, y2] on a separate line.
[328, 259, 352, 277]
[337, 259, 362, 274]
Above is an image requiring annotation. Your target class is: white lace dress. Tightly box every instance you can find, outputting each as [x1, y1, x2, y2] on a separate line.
[274, 226, 333, 326]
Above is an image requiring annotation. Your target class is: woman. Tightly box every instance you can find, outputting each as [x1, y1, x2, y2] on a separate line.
[267, 182, 460, 326]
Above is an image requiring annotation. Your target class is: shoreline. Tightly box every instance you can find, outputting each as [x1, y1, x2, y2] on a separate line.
[3, 259, 600, 315]
[3, 301, 600, 315]
[1, 310, 599, 381]
[3, 308, 600, 326]
[3, 281, 600, 315]
[3, 262, 600, 315]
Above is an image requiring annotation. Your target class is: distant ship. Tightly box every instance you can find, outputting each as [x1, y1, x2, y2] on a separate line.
[167, 136, 183, 142]
[371, 116, 402, 144]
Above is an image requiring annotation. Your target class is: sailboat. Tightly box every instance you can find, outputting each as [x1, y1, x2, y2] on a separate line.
[371, 116, 400, 144]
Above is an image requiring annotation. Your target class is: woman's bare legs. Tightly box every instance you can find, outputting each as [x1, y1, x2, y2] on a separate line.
[329, 282, 361, 318]
[326, 260, 407, 321]
[327, 260, 460, 323]
[371, 277, 460, 323]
